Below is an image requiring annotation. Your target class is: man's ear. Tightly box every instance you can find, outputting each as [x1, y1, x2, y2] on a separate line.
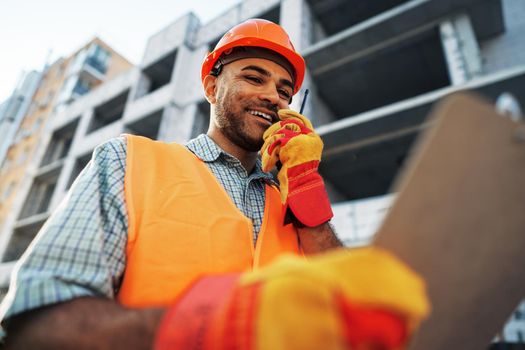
[203, 75, 218, 104]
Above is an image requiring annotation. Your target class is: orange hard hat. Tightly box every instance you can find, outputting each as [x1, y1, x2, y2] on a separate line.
[201, 19, 306, 94]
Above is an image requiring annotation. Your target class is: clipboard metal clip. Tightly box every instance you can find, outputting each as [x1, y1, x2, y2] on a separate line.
[495, 93, 525, 143]
[496, 92, 523, 121]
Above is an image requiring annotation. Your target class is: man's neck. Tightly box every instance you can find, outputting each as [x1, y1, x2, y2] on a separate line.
[206, 132, 258, 173]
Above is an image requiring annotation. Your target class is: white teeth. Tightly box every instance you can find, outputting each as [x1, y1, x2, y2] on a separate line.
[248, 109, 272, 122]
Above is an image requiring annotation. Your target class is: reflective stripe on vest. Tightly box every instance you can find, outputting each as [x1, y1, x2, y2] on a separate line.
[117, 135, 300, 307]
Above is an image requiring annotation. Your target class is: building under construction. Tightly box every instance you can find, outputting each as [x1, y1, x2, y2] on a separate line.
[0, 0, 523, 343]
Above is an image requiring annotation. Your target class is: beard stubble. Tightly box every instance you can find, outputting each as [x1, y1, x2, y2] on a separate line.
[214, 85, 277, 152]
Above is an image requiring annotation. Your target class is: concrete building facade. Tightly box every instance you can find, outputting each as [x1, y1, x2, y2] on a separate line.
[0, 0, 523, 343]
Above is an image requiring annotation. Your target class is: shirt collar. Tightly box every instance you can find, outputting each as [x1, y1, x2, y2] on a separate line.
[185, 134, 275, 182]
[185, 134, 222, 162]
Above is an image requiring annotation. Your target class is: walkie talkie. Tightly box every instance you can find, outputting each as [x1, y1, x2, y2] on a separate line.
[282, 88, 310, 227]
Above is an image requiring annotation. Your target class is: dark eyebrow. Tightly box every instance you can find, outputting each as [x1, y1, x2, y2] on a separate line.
[241, 65, 271, 77]
[241, 65, 294, 92]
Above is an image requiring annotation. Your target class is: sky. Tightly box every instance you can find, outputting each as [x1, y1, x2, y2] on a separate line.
[0, 0, 242, 102]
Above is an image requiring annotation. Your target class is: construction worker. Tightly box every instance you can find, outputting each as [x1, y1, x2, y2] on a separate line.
[0, 19, 429, 349]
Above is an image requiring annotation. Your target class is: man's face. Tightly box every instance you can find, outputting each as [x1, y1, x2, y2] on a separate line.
[210, 57, 294, 152]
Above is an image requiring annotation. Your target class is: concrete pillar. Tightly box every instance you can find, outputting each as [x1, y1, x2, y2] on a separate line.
[280, 0, 324, 52]
[280, 0, 310, 109]
[280, 0, 335, 123]
[130, 74, 152, 101]
[280, 0, 308, 51]
[70, 109, 94, 155]
[170, 44, 207, 106]
[162, 21, 210, 143]
[157, 103, 197, 143]
[440, 13, 483, 85]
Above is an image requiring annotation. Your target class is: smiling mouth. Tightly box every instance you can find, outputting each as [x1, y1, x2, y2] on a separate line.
[247, 109, 276, 124]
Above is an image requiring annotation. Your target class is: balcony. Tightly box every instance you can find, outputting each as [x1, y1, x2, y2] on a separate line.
[40, 118, 79, 167]
[71, 77, 91, 97]
[3, 213, 48, 262]
[18, 164, 61, 221]
[139, 50, 177, 97]
[78, 43, 110, 81]
[57, 44, 111, 106]
[317, 66, 525, 202]
[87, 90, 129, 133]
[124, 109, 163, 140]
[85, 55, 108, 76]
[306, 0, 412, 40]
[303, 0, 504, 120]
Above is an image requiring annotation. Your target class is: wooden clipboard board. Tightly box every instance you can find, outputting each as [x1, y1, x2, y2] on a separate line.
[372, 93, 525, 349]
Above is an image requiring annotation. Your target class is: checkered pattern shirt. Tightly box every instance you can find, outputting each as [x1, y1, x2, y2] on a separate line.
[0, 134, 274, 324]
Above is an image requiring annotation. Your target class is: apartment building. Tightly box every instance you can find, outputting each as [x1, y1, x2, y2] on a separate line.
[0, 38, 132, 263]
[0, 0, 524, 343]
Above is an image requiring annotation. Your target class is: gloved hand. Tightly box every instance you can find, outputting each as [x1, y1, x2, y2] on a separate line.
[154, 247, 430, 350]
[261, 109, 333, 227]
[240, 247, 430, 350]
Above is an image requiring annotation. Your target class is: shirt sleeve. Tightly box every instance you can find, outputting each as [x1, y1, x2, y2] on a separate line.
[0, 136, 129, 323]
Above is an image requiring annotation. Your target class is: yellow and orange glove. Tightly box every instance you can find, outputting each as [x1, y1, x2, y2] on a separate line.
[261, 109, 333, 227]
[154, 247, 430, 350]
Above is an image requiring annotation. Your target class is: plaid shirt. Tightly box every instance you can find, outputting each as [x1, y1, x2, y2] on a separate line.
[0, 134, 274, 324]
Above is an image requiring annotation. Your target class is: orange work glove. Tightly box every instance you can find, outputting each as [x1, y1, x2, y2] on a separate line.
[261, 109, 333, 227]
[154, 247, 430, 350]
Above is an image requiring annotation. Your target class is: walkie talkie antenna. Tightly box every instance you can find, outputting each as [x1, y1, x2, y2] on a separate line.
[299, 89, 309, 114]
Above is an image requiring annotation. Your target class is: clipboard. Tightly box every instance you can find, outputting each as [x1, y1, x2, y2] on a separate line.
[372, 93, 525, 349]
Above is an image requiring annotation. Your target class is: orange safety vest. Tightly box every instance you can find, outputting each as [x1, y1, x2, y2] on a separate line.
[117, 135, 301, 307]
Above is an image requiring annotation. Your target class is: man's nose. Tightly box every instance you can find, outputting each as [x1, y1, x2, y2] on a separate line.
[258, 84, 280, 106]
